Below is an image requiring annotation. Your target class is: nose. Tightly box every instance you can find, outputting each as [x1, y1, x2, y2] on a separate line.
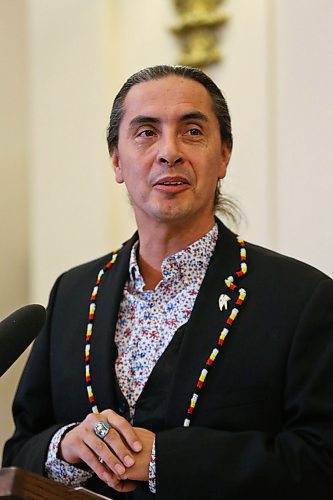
[159, 156, 183, 167]
[158, 133, 183, 167]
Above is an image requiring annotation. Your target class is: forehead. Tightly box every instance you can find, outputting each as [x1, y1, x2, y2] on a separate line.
[121, 75, 216, 123]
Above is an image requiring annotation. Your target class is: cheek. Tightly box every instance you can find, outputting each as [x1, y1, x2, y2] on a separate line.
[208, 149, 228, 180]
[195, 154, 224, 186]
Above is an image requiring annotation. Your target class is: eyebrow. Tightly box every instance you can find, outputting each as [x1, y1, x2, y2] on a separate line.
[128, 111, 209, 129]
[129, 116, 159, 129]
[180, 112, 208, 123]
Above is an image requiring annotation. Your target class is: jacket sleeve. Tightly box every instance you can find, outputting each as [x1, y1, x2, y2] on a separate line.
[2, 276, 65, 475]
[155, 278, 333, 500]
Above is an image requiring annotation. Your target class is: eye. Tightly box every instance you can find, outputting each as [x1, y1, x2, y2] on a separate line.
[137, 129, 156, 138]
[185, 128, 202, 136]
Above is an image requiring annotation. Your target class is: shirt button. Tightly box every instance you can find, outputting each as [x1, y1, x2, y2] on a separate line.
[119, 402, 127, 414]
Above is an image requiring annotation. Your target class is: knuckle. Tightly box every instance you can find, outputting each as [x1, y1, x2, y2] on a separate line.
[115, 416, 128, 430]
[81, 427, 91, 439]
[85, 413, 97, 425]
[100, 408, 112, 416]
[107, 428, 119, 441]
[101, 409, 116, 421]
[95, 440, 104, 453]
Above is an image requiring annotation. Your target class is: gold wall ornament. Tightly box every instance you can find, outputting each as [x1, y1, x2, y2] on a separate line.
[171, 0, 228, 68]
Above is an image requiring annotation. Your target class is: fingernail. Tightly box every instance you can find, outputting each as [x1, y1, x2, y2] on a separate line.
[115, 463, 126, 475]
[133, 440, 142, 452]
[124, 455, 134, 467]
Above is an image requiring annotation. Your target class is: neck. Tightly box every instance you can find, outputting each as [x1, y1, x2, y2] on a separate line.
[136, 217, 215, 290]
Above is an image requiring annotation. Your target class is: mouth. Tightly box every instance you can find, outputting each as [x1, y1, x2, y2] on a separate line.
[159, 181, 185, 186]
[152, 176, 190, 193]
[153, 176, 190, 187]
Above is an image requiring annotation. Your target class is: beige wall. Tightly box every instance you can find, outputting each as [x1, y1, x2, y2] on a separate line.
[274, 0, 333, 274]
[0, 0, 30, 460]
[1, 0, 332, 459]
[0, 2, 29, 315]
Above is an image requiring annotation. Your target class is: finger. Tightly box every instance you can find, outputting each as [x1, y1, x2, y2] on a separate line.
[62, 434, 117, 484]
[59, 416, 136, 479]
[101, 410, 142, 452]
[83, 428, 130, 476]
[65, 438, 136, 493]
[105, 477, 137, 493]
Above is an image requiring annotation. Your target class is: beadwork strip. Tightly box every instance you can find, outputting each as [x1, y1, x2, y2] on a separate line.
[85, 245, 123, 414]
[183, 236, 247, 427]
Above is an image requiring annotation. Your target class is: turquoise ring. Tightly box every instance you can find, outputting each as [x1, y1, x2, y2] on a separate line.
[93, 420, 111, 440]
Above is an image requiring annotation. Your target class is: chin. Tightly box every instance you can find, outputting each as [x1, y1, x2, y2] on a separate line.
[151, 204, 195, 223]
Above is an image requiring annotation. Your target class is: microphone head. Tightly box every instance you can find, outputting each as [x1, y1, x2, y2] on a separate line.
[0, 304, 46, 377]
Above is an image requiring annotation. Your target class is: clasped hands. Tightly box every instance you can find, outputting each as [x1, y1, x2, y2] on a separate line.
[59, 409, 155, 492]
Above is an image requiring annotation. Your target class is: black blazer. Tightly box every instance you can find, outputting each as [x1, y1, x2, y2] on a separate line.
[3, 220, 333, 499]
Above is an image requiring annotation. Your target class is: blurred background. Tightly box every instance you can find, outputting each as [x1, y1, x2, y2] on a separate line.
[1, 0, 332, 456]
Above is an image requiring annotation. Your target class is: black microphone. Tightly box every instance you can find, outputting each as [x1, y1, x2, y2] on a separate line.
[0, 304, 46, 377]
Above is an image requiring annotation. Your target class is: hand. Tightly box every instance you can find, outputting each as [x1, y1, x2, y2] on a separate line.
[59, 409, 143, 492]
[123, 427, 156, 482]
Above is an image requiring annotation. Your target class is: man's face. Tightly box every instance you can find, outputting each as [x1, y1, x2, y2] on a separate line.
[112, 75, 230, 231]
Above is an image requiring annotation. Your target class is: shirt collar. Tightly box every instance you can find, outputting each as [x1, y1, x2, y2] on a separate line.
[128, 224, 218, 291]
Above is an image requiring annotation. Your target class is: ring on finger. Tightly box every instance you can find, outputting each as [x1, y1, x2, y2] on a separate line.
[93, 420, 111, 440]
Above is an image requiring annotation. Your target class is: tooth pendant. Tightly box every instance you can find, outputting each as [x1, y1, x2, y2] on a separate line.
[219, 294, 231, 311]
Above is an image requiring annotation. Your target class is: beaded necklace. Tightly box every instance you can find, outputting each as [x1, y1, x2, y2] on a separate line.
[184, 236, 247, 426]
[85, 245, 124, 414]
[84, 236, 247, 425]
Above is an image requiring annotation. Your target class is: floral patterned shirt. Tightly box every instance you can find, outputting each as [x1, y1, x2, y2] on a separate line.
[115, 224, 218, 418]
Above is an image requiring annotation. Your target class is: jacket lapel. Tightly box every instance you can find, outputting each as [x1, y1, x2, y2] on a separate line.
[89, 233, 138, 412]
[165, 220, 247, 425]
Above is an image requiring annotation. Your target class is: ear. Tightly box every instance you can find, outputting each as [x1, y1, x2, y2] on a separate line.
[218, 143, 231, 180]
[112, 149, 124, 184]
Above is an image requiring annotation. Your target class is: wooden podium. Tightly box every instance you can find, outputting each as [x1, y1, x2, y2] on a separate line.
[0, 467, 112, 499]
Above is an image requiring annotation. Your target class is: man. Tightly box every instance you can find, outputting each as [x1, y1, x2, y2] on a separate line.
[3, 65, 333, 499]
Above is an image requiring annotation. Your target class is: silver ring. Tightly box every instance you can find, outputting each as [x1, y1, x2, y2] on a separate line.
[93, 420, 110, 440]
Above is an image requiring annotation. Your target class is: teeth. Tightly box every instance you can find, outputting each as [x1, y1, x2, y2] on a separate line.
[162, 181, 183, 185]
